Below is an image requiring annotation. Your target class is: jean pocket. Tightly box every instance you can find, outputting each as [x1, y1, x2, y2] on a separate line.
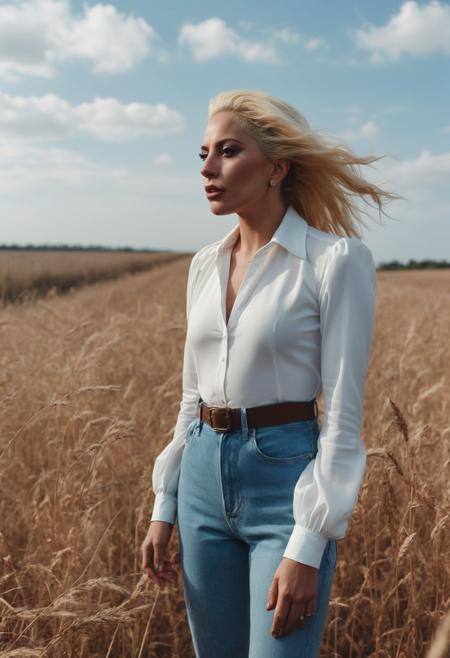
[251, 419, 316, 462]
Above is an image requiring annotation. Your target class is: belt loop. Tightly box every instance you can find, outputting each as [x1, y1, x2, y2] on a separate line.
[313, 399, 319, 418]
[198, 397, 204, 431]
[240, 406, 249, 441]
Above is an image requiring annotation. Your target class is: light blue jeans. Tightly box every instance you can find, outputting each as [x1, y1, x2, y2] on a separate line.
[177, 407, 337, 658]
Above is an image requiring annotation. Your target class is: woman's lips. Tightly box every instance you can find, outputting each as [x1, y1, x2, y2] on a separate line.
[206, 189, 225, 198]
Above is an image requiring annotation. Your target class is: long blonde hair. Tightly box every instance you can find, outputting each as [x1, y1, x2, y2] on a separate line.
[207, 89, 404, 238]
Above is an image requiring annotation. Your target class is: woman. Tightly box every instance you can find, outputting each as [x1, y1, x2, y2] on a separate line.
[141, 90, 401, 657]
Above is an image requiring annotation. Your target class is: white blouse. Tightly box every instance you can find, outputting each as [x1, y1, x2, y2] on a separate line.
[150, 204, 377, 569]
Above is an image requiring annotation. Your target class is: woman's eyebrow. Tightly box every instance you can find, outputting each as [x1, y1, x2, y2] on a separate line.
[200, 138, 244, 150]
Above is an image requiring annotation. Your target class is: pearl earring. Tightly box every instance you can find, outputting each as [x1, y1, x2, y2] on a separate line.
[270, 178, 276, 187]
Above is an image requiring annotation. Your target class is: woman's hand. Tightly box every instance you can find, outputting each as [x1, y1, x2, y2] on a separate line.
[266, 557, 318, 638]
[141, 520, 180, 587]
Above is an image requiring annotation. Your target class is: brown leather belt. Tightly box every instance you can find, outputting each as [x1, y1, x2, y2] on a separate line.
[197, 397, 318, 432]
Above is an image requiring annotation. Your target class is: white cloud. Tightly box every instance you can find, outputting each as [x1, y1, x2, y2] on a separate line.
[0, 138, 114, 189]
[339, 120, 380, 142]
[304, 37, 327, 51]
[0, 92, 185, 141]
[0, 137, 193, 194]
[379, 148, 450, 188]
[74, 98, 185, 140]
[153, 153, 172, 165]
[356, 121, 379, 140]
[355, 0, 450, 63]
[0, 0, 159, 81]
[269, 27, 301, 44]
[178, 17, 281, 63]
[178, 18, 327, 62]
[62, 2, 157, 74]
[361, 147, 450, 262]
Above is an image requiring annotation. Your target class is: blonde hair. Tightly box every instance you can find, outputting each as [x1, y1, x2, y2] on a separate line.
[207, 89, 404, 238]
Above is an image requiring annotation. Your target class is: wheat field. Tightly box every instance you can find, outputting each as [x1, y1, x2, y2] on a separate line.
[0, 250, 188, 305]
[0, 257, 449, 657]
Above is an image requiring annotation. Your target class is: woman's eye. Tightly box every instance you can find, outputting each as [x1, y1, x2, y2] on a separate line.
[198, 147, 238, 160]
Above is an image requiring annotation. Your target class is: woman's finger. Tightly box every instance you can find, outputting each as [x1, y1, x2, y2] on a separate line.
[295, 600, 316, 631]
[142, 542, 164, 585]
[284, 600, 306, 634]
[305, 603, 316, 619]
[271, 593, 290, 637]
[145, 558, 177, 586]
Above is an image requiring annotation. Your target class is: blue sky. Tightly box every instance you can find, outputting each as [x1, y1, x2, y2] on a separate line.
[1, 0, 449, 265]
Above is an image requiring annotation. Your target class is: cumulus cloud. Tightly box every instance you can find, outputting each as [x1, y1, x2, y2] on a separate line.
[178, 17, 281, 63]
[0, 92, 185, 141]
[178, 18, 327, 62]
[0, 0, 159, 81]
[355, 0, 450, 63]
[381, 148, 450, 187]
[338, 121, 380, 142]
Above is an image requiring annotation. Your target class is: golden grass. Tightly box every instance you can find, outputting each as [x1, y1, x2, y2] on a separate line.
[0, 261, 448, 657]
[0, 250, 188, 306]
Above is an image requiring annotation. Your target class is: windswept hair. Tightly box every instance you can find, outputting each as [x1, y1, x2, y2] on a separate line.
[207, 90, 404, 238]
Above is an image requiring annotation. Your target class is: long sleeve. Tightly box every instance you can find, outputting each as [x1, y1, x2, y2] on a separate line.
[283, 236, 377, 569]
[149, 253, 200, 525]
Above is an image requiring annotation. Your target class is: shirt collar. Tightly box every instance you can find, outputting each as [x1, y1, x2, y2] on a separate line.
[215, 204, 308, 260]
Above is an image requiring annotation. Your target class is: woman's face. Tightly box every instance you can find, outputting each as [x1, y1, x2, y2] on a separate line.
[200, 111, 275, 215]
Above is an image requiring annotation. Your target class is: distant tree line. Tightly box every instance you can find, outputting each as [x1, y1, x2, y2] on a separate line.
[377, 259, 450, 270]
[0, 243, 170, 253]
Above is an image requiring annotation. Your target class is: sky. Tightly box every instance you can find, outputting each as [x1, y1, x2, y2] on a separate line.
[1, 0, 449, 266]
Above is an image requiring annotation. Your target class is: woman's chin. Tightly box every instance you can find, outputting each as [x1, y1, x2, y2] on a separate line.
[207, 200, 232, 215]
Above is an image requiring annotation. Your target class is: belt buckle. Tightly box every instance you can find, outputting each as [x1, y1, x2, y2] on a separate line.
[209, 406, 232, 432]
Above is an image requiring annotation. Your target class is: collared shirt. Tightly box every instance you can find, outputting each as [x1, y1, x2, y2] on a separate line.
[150, 204, 377, 569]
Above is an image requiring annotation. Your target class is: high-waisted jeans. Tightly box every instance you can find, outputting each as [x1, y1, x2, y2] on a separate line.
[177, 407, 337, 658]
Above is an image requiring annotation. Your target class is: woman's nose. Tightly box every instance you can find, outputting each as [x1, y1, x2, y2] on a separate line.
[200, 155, 219, 179]
[201, 165, 217, 178]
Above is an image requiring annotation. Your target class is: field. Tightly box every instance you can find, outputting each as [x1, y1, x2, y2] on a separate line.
[0, 258, 449, 657]
[0, 250, 188, 305]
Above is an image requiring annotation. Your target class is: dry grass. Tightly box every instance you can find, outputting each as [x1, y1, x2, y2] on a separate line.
[0, 250, 188, 306]
[0, 260, 448, 657]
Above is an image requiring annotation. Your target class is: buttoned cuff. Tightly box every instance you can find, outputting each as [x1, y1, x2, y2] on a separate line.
[283, 525, 329, 569]
[150, 492, 177, 525]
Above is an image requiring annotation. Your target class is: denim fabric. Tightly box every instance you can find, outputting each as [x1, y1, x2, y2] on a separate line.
[177, 409, 337, 658]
